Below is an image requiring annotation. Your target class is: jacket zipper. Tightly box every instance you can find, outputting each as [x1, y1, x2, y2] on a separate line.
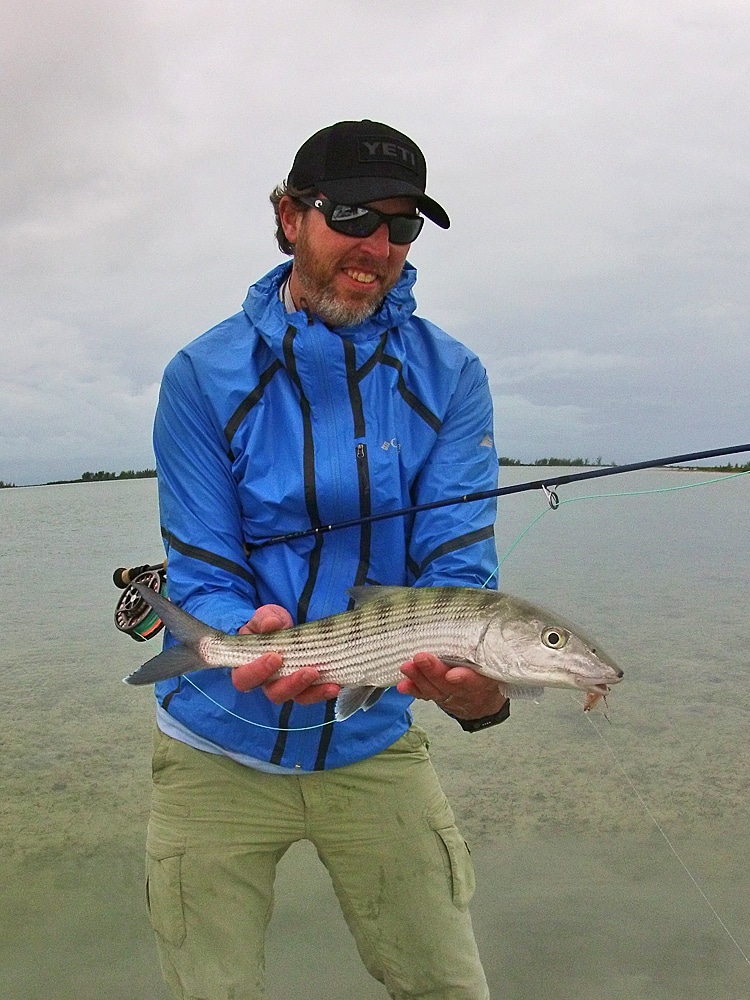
[355, 442, 371, 509]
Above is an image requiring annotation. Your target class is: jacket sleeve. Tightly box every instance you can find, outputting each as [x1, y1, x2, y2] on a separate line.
[407, 356, 499, 589]
[153, 351, 259, 632]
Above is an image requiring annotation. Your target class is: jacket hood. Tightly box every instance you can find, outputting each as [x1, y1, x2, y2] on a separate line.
[242, 261, 419, 346]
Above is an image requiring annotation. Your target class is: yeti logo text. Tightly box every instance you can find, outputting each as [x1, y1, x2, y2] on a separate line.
[358, 140, 419, 173]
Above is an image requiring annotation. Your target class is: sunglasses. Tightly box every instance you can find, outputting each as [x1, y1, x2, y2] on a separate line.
[298, 195, 424, 245]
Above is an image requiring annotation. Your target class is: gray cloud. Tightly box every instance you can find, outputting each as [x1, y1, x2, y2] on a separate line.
[2, 0, 749, 484]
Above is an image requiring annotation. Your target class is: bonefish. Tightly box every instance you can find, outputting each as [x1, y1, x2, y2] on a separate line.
[123, 584, 623, 721]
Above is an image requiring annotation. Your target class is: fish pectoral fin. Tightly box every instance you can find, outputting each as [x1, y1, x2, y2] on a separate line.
[123, 645, 206, 685]
[497, 682, 545, 701]
[437, 655, 482, 669]
[334, 685, 389, 722]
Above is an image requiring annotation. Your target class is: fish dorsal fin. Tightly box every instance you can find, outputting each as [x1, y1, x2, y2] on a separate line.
[346, 586, 407, 607]
[335, 685, 389, 721]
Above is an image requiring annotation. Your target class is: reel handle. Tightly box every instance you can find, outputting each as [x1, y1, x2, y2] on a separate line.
[113, 562, 165, 589]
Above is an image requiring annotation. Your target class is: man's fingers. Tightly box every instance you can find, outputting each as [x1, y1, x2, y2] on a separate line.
[231, 652, 283, 691]
[240, 604, 293, 635]
[398, 652, 451, 701]
[262, 669, 341, 705]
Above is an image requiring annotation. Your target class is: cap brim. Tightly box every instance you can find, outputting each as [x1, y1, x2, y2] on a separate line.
[317, 177, 450, 229]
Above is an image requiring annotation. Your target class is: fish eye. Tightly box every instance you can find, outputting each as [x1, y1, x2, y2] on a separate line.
[542, 626, 568, 649]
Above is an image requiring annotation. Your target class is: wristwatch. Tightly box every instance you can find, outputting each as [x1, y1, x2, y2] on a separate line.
[448, 698, 510, 732]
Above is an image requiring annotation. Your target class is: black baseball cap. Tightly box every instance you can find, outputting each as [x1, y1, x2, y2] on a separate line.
[288, 120, 450, 229]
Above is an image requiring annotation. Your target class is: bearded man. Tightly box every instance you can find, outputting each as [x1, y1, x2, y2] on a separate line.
[147, 119, 509, 1000]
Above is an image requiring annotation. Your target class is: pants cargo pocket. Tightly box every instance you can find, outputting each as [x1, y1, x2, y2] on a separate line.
[435, 826, 477, 910]
[146, 850, 187, 948]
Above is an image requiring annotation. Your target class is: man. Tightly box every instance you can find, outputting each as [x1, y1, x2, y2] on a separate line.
[148, 119, 509, 1000]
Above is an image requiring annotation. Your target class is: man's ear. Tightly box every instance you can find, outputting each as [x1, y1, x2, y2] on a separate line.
[278, 195, 304, 246]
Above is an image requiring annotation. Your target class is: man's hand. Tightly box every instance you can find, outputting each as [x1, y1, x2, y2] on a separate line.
[231, 604, 341, 705]
[397, 652, 507, 720]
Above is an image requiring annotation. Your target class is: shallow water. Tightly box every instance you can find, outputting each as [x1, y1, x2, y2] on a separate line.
[1, 472, 748, 998]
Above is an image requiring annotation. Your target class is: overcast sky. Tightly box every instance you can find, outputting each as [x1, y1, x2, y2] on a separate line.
[2, 0, 749, 485]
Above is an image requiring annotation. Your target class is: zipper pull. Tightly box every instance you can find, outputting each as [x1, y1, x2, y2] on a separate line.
[356, 443, 366, 460]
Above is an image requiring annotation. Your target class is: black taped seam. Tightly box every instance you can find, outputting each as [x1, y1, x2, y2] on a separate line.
[270, 701, 294, 765]
[378, 353, 441, 433]
[224, 360, 283, 447]
[161, 527, 256, 587]
[282, 325, 322, 626]
[344, 339, 365, 438]
[355, 332, 388, 382]
[313, 699, 337, 771]
[414, 524, 495, 578]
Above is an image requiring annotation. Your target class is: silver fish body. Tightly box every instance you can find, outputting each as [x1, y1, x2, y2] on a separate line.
[124, 584, 623, 721]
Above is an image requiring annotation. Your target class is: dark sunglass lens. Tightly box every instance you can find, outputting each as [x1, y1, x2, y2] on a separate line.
[336, 215, 381, 238]
[387, 216, 423, 244]
[328, 205, 380, 238]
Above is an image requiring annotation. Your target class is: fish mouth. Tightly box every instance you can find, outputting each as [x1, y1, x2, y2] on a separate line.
[574, 677, 623, 691]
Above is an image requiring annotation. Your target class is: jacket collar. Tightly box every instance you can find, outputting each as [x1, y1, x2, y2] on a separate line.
[242, 261, 418, 346]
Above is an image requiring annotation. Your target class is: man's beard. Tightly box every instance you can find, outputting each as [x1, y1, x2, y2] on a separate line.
[292, 226, 400, 327]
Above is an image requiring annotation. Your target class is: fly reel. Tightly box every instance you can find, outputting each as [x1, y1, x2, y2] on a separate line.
[114, 563, 167, 641]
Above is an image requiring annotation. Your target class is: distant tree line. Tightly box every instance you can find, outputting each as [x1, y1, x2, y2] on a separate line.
[498, 457, 750, 472]
[43, 468, 157, 485]
[499, 456, 609, 467]
[690, 461, 750, 473]
[0, 479, 15, 489]
[80, 469, 157, 482]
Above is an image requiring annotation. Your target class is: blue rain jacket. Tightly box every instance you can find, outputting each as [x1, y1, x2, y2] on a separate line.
[153, 261, 498, 770]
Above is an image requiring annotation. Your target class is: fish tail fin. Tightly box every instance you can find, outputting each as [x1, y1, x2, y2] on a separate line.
[123, 583, 220, 685]
[123, 645, 206, 685]
[133, 583, 214, 648]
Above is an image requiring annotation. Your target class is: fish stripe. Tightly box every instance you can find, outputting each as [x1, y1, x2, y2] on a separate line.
[161, 527, 256, 586]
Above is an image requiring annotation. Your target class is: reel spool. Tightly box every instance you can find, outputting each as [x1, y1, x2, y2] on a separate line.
[114, 566, 167, 641]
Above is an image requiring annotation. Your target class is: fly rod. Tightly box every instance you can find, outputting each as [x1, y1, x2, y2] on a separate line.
[253, 442, 750, 549]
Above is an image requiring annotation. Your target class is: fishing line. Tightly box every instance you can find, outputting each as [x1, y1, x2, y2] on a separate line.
[182, 674, 334, 730]
[580, 702, 750, 970]
[495, 469, 750, 572]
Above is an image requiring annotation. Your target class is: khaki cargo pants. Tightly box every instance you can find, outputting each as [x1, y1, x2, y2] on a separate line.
[146, 725, 489, 1000]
